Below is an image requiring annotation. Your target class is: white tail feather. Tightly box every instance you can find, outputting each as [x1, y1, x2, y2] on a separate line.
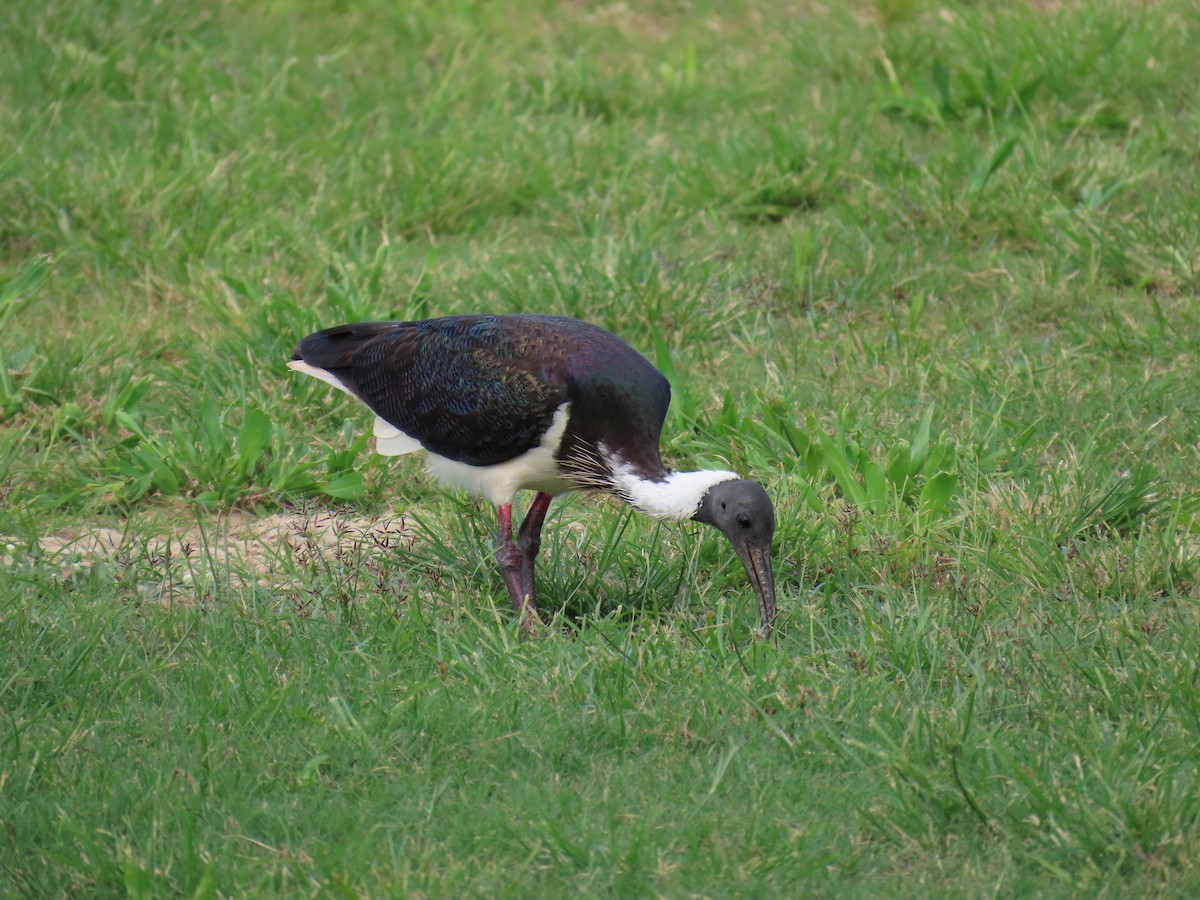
[373, 417, 422, 456]
[287, 359, 355, 396]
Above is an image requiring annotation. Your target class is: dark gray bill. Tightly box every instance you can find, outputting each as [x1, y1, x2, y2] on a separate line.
[735, 543, 777, 636]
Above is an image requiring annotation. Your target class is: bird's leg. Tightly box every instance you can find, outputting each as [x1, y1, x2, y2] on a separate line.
[496, 503, 540, 633]
[516, 492, 553, 607]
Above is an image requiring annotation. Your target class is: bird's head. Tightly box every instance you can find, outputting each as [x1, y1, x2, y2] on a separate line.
[692, 479, 777, 635]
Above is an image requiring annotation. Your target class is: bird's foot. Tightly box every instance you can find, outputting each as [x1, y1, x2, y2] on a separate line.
[497, 497, 553, 636]
[499, 566, 541, 631]
[518, 600, 544, 637]
[497, 550, 541, 633]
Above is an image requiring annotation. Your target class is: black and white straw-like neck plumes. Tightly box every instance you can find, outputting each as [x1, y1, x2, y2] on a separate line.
[602, 449, 739, 520]
[288, 314, 780, 635]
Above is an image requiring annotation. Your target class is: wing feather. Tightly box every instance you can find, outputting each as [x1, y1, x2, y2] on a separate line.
[292, 317, 571, 466]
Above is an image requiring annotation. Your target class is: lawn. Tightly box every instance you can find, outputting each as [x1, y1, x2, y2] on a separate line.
[3, 0, 1200, 895]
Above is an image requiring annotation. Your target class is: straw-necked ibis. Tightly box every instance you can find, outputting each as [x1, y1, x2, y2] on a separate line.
[289, 314, 776, 634]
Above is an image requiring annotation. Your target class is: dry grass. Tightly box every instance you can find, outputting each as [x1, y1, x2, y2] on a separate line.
[3, 507, 413, 606]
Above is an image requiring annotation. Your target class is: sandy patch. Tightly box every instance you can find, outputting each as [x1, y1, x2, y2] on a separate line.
[2, 506, 415, 607]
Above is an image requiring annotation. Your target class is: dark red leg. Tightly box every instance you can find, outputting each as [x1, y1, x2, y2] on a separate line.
[517, 492, 553, 605]
[496, 503, 540, 633]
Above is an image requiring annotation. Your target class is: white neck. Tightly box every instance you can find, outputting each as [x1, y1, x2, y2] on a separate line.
[607, 459, 738, 520]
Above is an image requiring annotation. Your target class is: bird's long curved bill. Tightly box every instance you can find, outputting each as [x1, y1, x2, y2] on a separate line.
[735, 544, 777, 636]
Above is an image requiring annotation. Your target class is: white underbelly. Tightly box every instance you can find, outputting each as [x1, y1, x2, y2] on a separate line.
[426, 453, 575, 506]
[412, 403, 576, 506]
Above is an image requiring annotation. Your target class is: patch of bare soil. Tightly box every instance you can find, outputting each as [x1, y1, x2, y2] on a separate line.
[3, 506, 415, 607]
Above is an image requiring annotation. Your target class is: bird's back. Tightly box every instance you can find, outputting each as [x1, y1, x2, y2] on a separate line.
[291, 315, 672, 484]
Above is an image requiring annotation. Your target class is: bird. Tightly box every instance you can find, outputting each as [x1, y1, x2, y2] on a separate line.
[288, 314, 777, 635]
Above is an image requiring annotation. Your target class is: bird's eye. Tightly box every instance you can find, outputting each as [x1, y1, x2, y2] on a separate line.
[720, 502, 727, 510]
[737, 514, 752, 529]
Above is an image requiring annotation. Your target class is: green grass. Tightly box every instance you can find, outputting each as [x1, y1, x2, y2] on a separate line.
[4, 0, 1200, 894]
